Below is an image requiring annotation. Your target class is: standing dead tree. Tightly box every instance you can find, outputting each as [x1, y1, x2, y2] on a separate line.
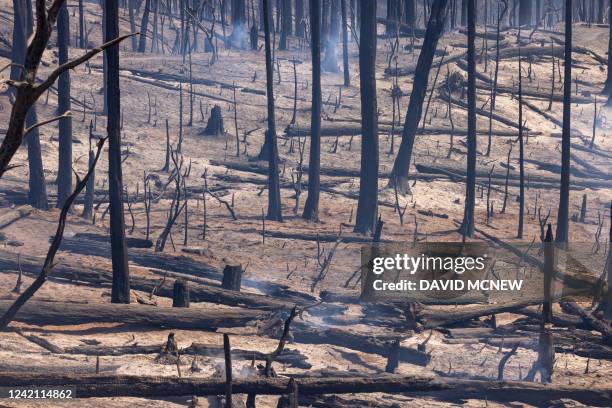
[262, 0, 283, 222]
[555, 0, 572, 245]
[461, 0, 477, 238]
[0, 0, 136, 179]
[303, 0, 322, 221]
[354, 0, 379, 234]
[486, 0, 508, 156]
[388, 0, 449, 193]
[518, 38, 525, 239]
[0, 137, 107, 331]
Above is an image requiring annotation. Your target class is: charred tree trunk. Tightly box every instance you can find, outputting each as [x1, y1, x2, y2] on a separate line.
[128, 0, 138, 51]
[597, 0, 605, 23]
[518, 41, 525, 239]
[462, 0, 476, 237]
[263, 0, 283, 221]
[138, 0, 151, 52]
[57, 3, 73, 209]
[296, 0, 305, 37]
[519, 0, 532, 25]
[82, 121, 95, 220]
[25, 106, 49, 210]
[341, 0, 350, 86]
[279, 0, 292, 50]
[232, 0, 247, 47]
[461, 0, 467, 26]
[354, 0, 379, 234]
[322, 0, 340, 72]
[405, 0, 416, 27]
[12, 0, 49, 210]
[389, 0, 449, 193]
[604, 2, 612, 96]
[555, 0, 572, 245]
[303, 0, 322, 221]
[386, 0, 401, 33]
[78, 0, 85, 48]
[106, 0, 132, 303]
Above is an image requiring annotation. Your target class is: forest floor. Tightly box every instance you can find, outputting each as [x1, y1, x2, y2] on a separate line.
[0, 1, 611, 407]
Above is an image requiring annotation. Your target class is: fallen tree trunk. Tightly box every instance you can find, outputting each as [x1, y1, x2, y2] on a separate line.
[419, 300, 543, 328]
[285, 125, 528, 138]
[0, 300, 266, 330]
[472, 226, 604, 295]
[60, 343, 310, 368]
[291, 321, 427, 365]
[0, 372, 609, 405]
[0, 205, 33, 229]
[417, 163, 611, 190]
[58, 236, 316, 305]
[560, 302, 612, 345]
[0, 250, 295, 310]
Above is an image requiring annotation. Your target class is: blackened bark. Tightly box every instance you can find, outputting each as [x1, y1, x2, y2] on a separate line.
[462, 0, 476, 237]
[279, 0, 292, 50]
[341, 0, 350, 86]
[12, 0, 49, 210]
[303, 0, 322, 221]
[138, 0, 151, 52]
[604, 2, 612, 95]
[83, 122, 95, 220]
[555, 0, 572, 245]
[106, 0, 131, 303]
[354, 0, 378, 234]
[322, 0, 340, 72]
[519, 0, 532, 25]
[25, 106, 49, 210]
[518, 42, 525, 239]
[405, 0, 416, 26]
[232, 0, 247, 47]
[128, 0, 138, 51]
[386, 0, 401, 33]
[597, 0, 605, 23]
[57, 3, 73, 209]
[78, 0, 85, 48]
[263, 0, 283, 221]
[296, 0, 305, 37]
[461, 0, 467, 26]
[389, 0, 449, 193]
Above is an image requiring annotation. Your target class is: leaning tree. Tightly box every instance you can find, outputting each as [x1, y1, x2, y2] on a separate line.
[389, 0, 449, 193]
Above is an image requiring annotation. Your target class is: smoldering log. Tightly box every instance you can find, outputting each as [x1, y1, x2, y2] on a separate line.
[0, 373, 610, 406]
[0, 300, 267, 330]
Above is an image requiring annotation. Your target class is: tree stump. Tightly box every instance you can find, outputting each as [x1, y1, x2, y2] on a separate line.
[385, 339, 400, 373]
[172, 279, 190, 308]
[222, 264, 243, 291]
[202, 105, 224, 136]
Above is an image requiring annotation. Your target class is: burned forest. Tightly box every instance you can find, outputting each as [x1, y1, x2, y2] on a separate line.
[1, 0, 612, 407]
